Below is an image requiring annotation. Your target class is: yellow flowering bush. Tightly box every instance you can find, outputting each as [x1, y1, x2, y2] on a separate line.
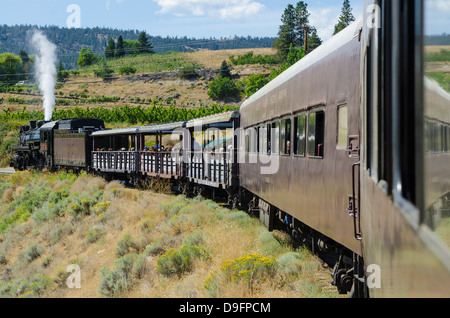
[204, 254, 278, 297]
[93, 202, 110, 215]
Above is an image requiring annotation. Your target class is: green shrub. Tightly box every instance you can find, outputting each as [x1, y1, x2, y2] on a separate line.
[119, 66, 137, 76]
[40, 255, 53, 268]
[208, 76, 240, 100]
[159, 196, 190, 217]
[85, 228, 103, 244]
[98, 254, 138, 297]
[183, 230, 205, 247]
[115, 234, 137, 257]
[30, 274, 53, 295]
[157, 245, 208, 277]
[0, 182, 52, 232]
[143, 242, 164, 257]
[24, 243, 43, 263]
[132, 254, 148, 279]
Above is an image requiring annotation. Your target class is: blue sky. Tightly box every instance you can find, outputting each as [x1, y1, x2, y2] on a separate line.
[0, 0, 447, 41]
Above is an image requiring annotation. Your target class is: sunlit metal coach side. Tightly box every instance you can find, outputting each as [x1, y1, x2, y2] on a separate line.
[239, 20, 363, 256]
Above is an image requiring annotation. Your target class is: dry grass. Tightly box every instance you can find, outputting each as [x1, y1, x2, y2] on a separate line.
[0, 171, 340, 299]
[185, 48, 277, 69]
[425, 45, 450, 54]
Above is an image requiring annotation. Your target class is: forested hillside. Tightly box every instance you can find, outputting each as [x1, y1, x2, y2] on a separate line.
[0, 25, 276, 69]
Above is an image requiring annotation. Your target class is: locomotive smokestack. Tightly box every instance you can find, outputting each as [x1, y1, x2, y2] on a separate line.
[29, 30, 58, 121]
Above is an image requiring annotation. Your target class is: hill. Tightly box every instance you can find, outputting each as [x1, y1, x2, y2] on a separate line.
[0, 48, 277, 113]
[0, 25, 276, 69]
[0, 170, 339, 298]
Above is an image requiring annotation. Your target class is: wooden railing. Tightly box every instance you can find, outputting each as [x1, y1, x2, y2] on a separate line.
[92, 149, 235, 186]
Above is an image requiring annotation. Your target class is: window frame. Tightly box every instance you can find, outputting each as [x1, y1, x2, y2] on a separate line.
[307, 108, 326, 159]
[337, 105, 349, 150]
[293, 112, 307, 157]
[271, 119, 280, 155]
[280, 116, 292, 156]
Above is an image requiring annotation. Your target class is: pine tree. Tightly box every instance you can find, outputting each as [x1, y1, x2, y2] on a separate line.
[57, 61, 70, 82]
[105, 38, 116, 59]
[137, 32, 154, 54]
[116, 35, 125, 58]
[307, 29, 322, 52]
[294, 1, 311, 48]
[219, 60, 232, 79]
[273, 4, 297, 60]
[333, 0, 356, 35]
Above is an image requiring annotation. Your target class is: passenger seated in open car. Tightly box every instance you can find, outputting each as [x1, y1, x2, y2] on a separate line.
[153, 142, 165, 151]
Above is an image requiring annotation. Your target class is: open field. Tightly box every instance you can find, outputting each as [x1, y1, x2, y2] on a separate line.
[0, 170, 340, 298]
[0, 48, 278, 113]
[425, 45, 450, 54]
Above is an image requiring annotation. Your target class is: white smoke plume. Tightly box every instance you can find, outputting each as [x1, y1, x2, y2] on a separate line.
[30, 31, 58, 121]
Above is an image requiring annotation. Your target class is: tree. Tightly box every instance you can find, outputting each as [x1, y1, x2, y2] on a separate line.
[116, 35, 125, 58]
[333, 0, 356, 35]
[241, 74, 269, 98]
[307, 29, 322, 52]
[268, 44, 305, 81]
[219, 60, 232, 79]
[208, 76, 240, 100]
[77, 48, 98, 67]
[137, 32, 154, 54]
[0, 53, 22, 84]
[273, 2, 320, 58]
[273, 4, 297, 60]
[19, 50, 30, 65]
[57, 61, 70, 82]
[105, 38, 116, 59]
[294, 1, 311, 48]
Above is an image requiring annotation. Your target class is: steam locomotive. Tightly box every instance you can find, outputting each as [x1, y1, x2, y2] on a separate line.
[10, 0, 450, 297]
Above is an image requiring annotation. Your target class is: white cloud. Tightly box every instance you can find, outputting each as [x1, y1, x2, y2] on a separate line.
[106, 0, 124, 11]
[309, 8, 339, 42]
[428, 0, 450, 12]
[153, 0, 265, 20]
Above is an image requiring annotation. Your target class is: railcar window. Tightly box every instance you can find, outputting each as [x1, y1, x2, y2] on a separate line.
[308, 110, 325, 158]
[259, 125, 268, 154]
[423, 0, 450, 248]
[271, 121, 280, 155]
[337, 106, 349, 149]
[281, 118, 292, 155]
[294, 114, 306, 157]
[267, 123, 272, 155]
[247, 127, 258, 154]
[245, 133, 250, 154]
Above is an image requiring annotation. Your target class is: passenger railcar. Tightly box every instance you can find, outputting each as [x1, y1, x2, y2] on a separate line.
[238, 16, 363, 295]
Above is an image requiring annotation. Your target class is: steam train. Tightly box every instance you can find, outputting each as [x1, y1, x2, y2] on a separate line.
[10, 0, 450, 297]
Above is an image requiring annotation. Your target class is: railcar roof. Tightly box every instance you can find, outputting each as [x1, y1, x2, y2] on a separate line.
[240, 18, 363, 110]
[91, 110, 239, 137]
[185, 110, 239, 128]
[91, 121, 186, 137]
